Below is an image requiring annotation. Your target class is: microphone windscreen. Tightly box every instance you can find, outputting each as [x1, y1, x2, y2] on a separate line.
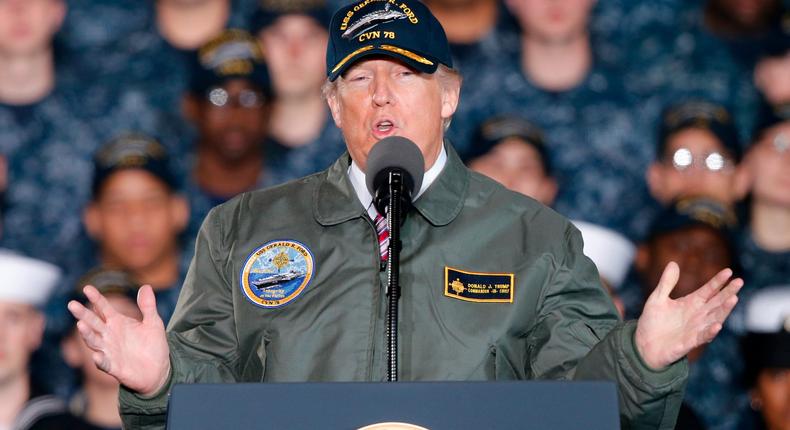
[365, 136, 425, 197]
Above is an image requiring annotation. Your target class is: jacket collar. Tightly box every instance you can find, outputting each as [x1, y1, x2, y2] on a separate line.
[412, 142, 469, 226]
[314, 152, 366, 226]
[313, 142, 469, 227]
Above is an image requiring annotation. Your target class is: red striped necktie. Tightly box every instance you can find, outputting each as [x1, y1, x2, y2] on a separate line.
[374, 212, 390, 261]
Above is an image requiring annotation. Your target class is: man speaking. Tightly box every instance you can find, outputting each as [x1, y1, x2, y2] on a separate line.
[68, 1, 743, 429]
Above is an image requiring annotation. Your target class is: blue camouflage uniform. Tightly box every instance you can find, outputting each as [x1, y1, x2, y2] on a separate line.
[443, 1, 521, 86]
[727, 229, 790, 336]
[264, 114, 346, 185]
[684, 328, 751, 430]
[615, 0, 759, 146]
[450, 53, 657, 241]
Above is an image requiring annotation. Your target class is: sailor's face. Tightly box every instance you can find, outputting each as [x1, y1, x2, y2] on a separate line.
[0, 302, 44, 384]
[326, 57, 460, 172]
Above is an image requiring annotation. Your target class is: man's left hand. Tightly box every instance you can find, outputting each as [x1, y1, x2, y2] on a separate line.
[635, 262, 743, 370]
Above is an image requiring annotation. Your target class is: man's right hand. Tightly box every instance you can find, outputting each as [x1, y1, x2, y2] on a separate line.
[67, 284, 171, 396]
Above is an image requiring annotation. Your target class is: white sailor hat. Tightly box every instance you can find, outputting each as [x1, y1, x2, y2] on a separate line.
[743, 286, 790, 384]
[572, 221, 636, 289]
[746, 286, 790, 333]
[0, 249, 61, 307]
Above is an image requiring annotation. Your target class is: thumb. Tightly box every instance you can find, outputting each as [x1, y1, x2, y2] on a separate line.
[654, 261, 680, 299]
[137, 285, 161, 324]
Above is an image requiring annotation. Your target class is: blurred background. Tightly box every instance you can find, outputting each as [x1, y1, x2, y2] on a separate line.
[0, 0, 788, 429]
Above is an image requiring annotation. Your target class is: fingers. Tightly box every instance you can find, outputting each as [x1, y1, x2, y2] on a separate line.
[68, 300, 106, 334]
[707, 289, 740, 325]
[703, 277, 744, 311]
[76, 320, 104, 352]
[137, 285, 162, 324]
[82, 285, 118, 320]
[92, 351, 111, 374]
[698, 322, 724, 345]
[654, 261, 680, 299]
[696, 268, 735, 302]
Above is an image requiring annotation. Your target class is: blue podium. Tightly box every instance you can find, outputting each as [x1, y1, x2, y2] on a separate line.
[167, 381, 619, 429]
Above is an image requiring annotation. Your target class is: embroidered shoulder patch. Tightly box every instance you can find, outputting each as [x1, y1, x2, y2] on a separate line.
[444, 267, 514, 303]
[240, 240, 315, 309]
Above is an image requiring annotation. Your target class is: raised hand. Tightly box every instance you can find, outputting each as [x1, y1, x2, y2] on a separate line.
[67, 285, 171, 396]
[635, 262, 743, 370]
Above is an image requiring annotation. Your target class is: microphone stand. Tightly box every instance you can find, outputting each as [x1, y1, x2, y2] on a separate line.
[385, 170, 404, 382]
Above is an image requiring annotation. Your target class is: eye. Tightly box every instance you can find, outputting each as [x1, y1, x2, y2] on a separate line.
[347, 73, 370, 83]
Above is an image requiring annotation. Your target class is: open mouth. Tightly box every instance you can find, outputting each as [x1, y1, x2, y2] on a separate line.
[375, 119, 395, 133]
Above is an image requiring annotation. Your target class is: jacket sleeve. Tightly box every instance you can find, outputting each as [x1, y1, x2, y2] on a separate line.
[527, 221, 688, 430]
[119, 205, 241, 430]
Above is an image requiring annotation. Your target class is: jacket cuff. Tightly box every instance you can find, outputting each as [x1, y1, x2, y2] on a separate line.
[119, 356, 175, 415]
[620, 320, 688, 388]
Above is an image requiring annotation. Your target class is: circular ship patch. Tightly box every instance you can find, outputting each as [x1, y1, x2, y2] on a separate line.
[240, 240, 315, 309]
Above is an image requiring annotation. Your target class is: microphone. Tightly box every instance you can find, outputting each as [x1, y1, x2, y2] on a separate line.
[364, 136, 425, 382]
[365, 136, 425, 217]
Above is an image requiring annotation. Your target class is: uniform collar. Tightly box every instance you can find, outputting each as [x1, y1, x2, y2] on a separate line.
[412, 142, 469, 226]
[314, 142, 468, 227]
[347, 145, 447, 218]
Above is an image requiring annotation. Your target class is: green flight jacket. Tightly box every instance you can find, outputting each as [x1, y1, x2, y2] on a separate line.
[120, 145, 687, 429]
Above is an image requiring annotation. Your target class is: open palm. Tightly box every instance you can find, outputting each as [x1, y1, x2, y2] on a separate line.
[68, 285, 171, 396]
[635, 262, 743, 370]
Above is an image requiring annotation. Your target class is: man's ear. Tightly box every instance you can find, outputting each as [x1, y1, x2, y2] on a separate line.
[732, 162, 752, 202]
[61, 331, 83, 368]
[326, 88, 343, 129]
[26, 311, 46, 352]
[440, 75, 461, 120]
[181, 94, 201, 124]
[635, 243, 650, 276]
[83, 203, 102, 241]
[646, 163, 670, 204]
[538, 177, 558, 207]
[51, 0, 67, 33]
[170, 194, 190, 234]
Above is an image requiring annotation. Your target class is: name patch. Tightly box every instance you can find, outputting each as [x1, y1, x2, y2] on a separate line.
[444, 267, 514, 303]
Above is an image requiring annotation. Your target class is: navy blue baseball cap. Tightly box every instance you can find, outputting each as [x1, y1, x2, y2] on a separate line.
[250, 0, 332, 33]
[469, 115, 552, 175]
[658, 100, 742, 162]
[647, 197, 737, 242]
[326, 0, 453, 81]
[189, 29, 273, 98]
[92, 134, 176, 198]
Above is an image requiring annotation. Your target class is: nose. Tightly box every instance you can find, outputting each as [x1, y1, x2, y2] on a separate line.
[371, 75, 394, 107]
[286, 38, 303, 58]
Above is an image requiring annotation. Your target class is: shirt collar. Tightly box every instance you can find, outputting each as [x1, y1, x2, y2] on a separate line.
[348, 145, 447, 218]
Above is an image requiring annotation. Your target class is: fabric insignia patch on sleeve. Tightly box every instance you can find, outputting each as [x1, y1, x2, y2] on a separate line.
[444, 267, 514, 303]
[240, 240, 315, 309]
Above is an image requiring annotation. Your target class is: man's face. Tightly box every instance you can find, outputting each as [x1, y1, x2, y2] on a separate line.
[469, 138, 556, 205]
[744, 122, 790, 208]
[87, 170, 186, 273]
[753, 368, 790, 430]
[258, 15, 328, 99]
[641, 225, 732, 300]
[755, 53, 790, 107]
[64, 295, 141, 388]
[506, 0, 594, 43]
[0, 302, 44, 386]
[194, 79, 270, 163]
[326, 58, 460, 171]
[648, 127, 741, 205]
[708, 0, 779, 30]
[0, 0, 65, 56]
